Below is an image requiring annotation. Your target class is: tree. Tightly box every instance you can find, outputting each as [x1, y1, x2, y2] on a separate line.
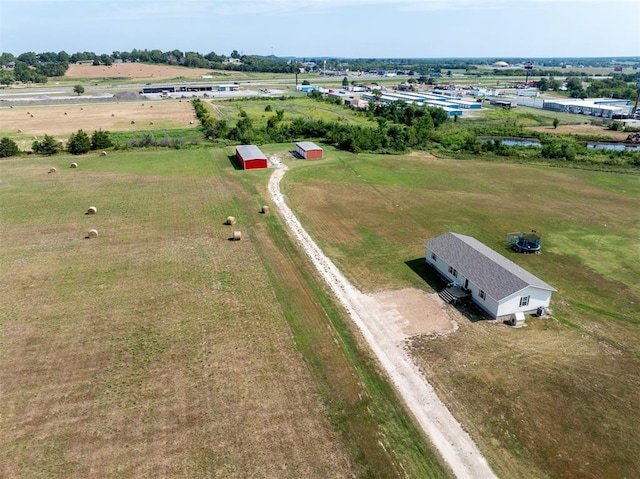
[32, 134, 62, 156]
[537, 77, 549, 92]
[0, 137, 20, 157]
[73, 84, 85, 96]
[91, 130, 113, 150]
[552, 118, 560, 129]
[0, 69, 15, 86]
[342, 76, 349, 88]
[67, 130, 91, 154]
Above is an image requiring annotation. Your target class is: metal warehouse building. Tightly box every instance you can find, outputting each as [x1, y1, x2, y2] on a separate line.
[235, 145, 268, 170]
[542, 98, 632, 119]
[295, 142, 323, 159]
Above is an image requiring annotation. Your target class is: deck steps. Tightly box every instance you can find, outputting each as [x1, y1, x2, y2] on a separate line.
[439, 289, 455, 304]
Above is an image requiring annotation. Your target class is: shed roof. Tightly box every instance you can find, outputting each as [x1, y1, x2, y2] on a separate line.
[296, 141, 322, 151]
[236, 145, 267, 160]
[424, 232, 555, 301]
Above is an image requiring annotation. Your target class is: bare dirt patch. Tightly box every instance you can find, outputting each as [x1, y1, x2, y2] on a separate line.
[365, 288, 456, 337]
[65, 62, 232, 80]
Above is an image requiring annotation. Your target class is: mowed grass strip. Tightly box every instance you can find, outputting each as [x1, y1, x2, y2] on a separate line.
[0, 149, 358, 477]
[282, 150, 640, 479]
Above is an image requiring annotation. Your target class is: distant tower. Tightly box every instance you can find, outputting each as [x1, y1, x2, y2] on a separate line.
[524, 60, 533, 87]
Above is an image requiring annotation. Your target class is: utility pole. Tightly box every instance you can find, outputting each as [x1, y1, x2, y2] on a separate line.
[295, 61, 298, 87]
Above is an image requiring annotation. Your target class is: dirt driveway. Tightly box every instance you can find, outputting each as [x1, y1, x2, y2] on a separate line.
[268, 156, 497, 479]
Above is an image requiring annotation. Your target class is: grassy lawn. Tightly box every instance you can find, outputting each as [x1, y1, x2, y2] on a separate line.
[0, 148, 451, 478]
[282, 149, 640, 479]
[208, 97, 374, 128]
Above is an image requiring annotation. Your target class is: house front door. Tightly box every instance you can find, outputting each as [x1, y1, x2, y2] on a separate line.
[464, 279, 469, 290]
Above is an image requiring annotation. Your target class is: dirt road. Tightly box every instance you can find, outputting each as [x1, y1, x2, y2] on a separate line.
[268, 157, 497, 479]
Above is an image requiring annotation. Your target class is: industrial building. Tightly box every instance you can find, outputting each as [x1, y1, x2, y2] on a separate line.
[295, 142, 323, 159]
[542, 98, 632, 119]
[235, 145, 268, 170]
[361, 90, 482, 117]
[140, 83, 239, 95]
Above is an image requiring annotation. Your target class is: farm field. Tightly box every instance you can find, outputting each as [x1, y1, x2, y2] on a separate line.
[0, 148, 452, 478]
[64, 63, 228, 81]
[1, 101, 199, 150]
[282, 150, 640, 479]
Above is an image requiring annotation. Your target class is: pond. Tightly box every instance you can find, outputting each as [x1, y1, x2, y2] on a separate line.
[478, 137, 542, 147]
[586, 142, 640, 152]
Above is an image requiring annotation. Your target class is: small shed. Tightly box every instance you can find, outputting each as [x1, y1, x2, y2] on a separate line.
[295, 141, 323, 159]
[235, 145, 268, 170]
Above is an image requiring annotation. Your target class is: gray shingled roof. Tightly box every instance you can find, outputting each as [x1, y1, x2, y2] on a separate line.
[236, 145, 267, 160]
[424, 232, 555, 301]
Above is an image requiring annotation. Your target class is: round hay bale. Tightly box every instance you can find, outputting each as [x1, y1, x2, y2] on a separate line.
[87, 206, 97, 215]
[261, 205, 270, 214]
[33, 136, 38, 140]
[111, 113, 115, 117]
[87, 229, 99, 239]
[225, 216, 236, 225]
[130, 120, 135, 124]
[64, 112, 67, 115]
[233, 231, 242, 241]
[30, 114, 34, 118]
[17, 129, 22, 133]
[48, 167, 57, 173]
[189, 120, 194, 125]
[70, 162, 78, 168]
[149, 121, 154, 125]
[100, 151, 107, 156]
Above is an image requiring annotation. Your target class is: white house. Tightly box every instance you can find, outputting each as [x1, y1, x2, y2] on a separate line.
[424, 232, 556, 319]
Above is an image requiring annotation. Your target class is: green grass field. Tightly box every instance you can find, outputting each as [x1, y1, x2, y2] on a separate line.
[209, 97, 374, 128]
[283, 149, 640, 479]
[0, 148, 452, 478]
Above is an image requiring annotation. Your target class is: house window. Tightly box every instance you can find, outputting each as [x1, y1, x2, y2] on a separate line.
[431, 253, 437, 262]
[479, 290, 486, 300]
[519, 296, 530, 307]
[448, 266, 458, 278]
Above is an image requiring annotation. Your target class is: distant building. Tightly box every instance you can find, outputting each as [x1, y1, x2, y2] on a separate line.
[235, 145, 268, 170]
[542, 98, 632, 119]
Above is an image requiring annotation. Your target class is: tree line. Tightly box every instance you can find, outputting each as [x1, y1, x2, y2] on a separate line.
[0, 49, 295, 85]
[192, 97, 452, 154]
[0, 130, 113, 158]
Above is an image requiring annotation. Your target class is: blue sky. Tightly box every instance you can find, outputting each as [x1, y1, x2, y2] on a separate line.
[1, 0, 639, 58]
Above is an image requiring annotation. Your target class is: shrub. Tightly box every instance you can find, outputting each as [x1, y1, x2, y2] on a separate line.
[67, 129, 91, 155]
[0, 137, 20, 158]
[32, 134, 62, 156]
